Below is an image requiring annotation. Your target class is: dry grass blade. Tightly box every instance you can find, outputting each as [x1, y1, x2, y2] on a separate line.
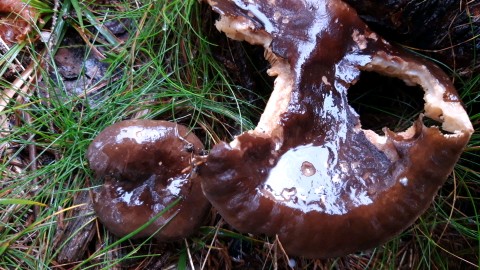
[0, 63, 34, 113]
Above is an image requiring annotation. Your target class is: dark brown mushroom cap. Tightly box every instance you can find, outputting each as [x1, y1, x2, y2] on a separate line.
[87, 119, 210, 241]
[199, 0, 473, 258]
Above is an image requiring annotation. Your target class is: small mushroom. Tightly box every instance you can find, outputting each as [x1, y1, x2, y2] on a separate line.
[87, 119, 210, 241]
[199, 0, 474, 258]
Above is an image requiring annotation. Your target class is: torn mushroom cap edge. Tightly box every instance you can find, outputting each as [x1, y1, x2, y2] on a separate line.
[214, 7, 473, 153]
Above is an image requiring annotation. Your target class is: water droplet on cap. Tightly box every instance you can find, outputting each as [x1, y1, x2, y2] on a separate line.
[399, 177, 408, 187]
[301, 161, 316, 176]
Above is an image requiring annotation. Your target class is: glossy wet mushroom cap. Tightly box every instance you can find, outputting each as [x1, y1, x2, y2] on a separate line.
[199, 0, 473, 258]
[87, 119, 210, 241]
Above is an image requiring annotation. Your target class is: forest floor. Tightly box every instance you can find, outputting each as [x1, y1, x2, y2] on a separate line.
[0, 0, 479, 269]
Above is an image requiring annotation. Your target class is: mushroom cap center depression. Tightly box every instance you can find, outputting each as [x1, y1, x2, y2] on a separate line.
[87, 120, 210, 241]
[199, 0, 473, 258]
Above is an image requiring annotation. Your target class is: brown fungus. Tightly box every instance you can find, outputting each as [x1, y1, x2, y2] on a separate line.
[199, 0, 474, 258]
[0, 0, 37, 46]
[87, 120, 210, 241]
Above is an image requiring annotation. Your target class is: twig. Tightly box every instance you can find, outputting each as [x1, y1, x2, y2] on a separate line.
[48, 0, 60, 51]
[273, 236, 277, 270]
[8, 50, 46, 220]
[23, 111, 40, 217]
[184, 238, 195, 270]
[200, 220, 221, 270]
[262, 243, 273, 270]
[275, 235, 293, 269]
[43, 0, 64, 162]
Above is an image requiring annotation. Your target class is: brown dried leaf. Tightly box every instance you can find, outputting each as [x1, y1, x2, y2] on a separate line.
[0, 0, 37, 45]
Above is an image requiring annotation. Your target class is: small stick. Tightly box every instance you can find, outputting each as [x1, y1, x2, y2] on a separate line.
[275, 235, 293, 269]
[184, 238, 195, 270]
[23, 111, 40, 217]
[200, 221, 221, 270]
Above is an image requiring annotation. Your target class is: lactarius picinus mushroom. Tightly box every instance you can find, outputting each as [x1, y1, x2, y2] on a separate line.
[87, 120, 210, 241]
[198, 0, 474, 258]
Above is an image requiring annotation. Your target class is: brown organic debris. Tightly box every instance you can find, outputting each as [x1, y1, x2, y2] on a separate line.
[0, 0, 38, 46]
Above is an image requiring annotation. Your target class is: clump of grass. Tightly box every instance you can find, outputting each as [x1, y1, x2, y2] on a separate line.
[0, 0, 478, 269]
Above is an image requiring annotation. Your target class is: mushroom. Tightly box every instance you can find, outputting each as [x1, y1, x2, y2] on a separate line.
[199, 0, 474, 258]
[87, 119, 210, 241]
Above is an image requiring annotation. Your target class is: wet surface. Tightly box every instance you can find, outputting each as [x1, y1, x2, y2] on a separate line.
[200, 0, 473, 258]
[204, 0, 397, 214]
[88, 120, 210, 241]
[260, 135, 391, 215]
[1, 0, 477, 266]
